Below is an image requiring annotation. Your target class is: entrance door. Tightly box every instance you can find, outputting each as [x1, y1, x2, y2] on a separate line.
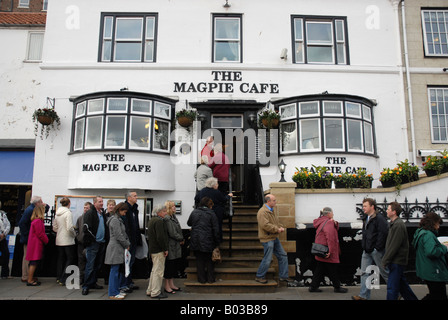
[191, 100, 266, 205]
[210, 114, 244, 202]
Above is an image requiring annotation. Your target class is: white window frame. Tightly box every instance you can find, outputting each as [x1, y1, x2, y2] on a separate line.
[84, 116, 104, 149]
[299, 101, 320, 118]
[107, 98, 128, 113]
[421, 9, 448, 57]
[323, 118, 345, 152]
[280, 120, 298, 154]
[114, 17, 144, 62]
[18, 0, 29, 8]
[300, 118, 321, 152]
[279, 103, 297, 121]
[129, 116, 151, 150]
[87, 99, 104, 115]
[105, 116, 127, 149]
[213, 15, 242, 63]
[428, 87, 448, 143]
[131, 98, 152, 115]
[73, 119, 85, 151]
[346, 119, 364, 153]
[152, 119, 171, 153]
[26, 32, 44, 62]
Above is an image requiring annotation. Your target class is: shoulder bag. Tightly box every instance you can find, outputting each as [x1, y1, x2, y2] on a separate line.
[311, 220, 330, 258]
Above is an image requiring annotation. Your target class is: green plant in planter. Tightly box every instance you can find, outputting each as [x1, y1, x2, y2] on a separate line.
[423, 150, 448, 176]
[333, 169, 373, 189]
[292, 165, 333, 189]
[32, 108, 61, 139]
[175, 109, 198, 127]
[258, 109, 280, 129]
[380, 159, 419, 188]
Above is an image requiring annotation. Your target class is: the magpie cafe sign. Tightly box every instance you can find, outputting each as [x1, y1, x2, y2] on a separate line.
[173, 71, 280, 94]
[67, 153, 175, 190]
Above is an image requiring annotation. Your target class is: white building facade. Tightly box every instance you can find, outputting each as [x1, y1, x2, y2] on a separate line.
[35, 0, 412, 228]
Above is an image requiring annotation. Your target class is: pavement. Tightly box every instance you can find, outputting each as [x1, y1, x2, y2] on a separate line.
[0, 276, 431, 301]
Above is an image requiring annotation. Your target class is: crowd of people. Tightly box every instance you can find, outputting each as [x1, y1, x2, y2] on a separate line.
[0, 137, 446, 300]
[304, 197, 448, 300]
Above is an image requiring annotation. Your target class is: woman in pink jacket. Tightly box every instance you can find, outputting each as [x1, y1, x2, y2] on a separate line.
[26, 205, 48, 286]
[309, 207, 347, 294]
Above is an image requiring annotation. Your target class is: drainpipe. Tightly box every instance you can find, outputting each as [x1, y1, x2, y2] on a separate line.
[401, 0, 417, 165]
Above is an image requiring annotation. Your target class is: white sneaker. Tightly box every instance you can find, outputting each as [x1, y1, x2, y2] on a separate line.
[109, 294, 125, 300]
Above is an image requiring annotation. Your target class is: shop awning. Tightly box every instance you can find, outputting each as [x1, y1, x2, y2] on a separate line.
[0, 151, 34, 185]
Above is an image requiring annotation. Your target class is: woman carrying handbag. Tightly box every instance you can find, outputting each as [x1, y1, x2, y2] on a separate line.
[309, 207, 347, 294]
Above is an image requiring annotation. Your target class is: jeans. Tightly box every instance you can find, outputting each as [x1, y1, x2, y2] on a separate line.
[83, 241, 105, 290]
[359, 249, 389, 299]
[386, 263, 417, 300]
[108, 264, 125, 297]
[256, 238, 289, 279]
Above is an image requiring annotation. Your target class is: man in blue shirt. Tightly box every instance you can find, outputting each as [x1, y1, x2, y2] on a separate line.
[82, 196, 107, 295]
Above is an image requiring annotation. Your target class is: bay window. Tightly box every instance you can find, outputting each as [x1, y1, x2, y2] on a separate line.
[276, 94, 376, 155]
[71, 92, 175, 153]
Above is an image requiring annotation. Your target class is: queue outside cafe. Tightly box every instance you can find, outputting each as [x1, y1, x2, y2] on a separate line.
[3, 0, 448, 288]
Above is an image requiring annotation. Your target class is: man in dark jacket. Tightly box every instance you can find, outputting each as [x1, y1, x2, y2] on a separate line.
[352, 198, 389, 300]
[82, 196, 107, 295]
[381, 202, 417, 300]
[124, 191, 141, 290]
[145, 204, 169, 299]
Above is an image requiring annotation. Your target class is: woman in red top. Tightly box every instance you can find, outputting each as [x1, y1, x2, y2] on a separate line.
[309, 207, 347, 293]
[26, 206, 49, 286]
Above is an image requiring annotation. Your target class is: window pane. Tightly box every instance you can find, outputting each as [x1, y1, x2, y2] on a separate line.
[324, 119, 344, 150]
[146, 17, 155, 38]
[85, 117, 103, 148]
[115, 42, 142, 61]
[363, 105, 372, 121]
[116, 18, 143, 40]
[27, 32, 44, 61]
[295, 42, 304, 63]
[76, 102, 86, 118]
[281, 121, 297, 153]
[107, 98, 127, 112]
[132, 99, 151, 114]
[215, 41, 239, 62]
[105, 116, 126, 147]
[300, 119, 320, 151]
[299, 102, 319, 116]
[307, 46, 333, 63]
[294, 19, 303, 40]
[154, 102, 171, 119]
[102, 40, 112, 61]
[153, 119, 170, 151]
[323, 101, 342, 115]
[145, 41, 154, 61]
[347, 119, 363, 151]
[346, 102, 361, 117]
[88, 99, 104, 114]
[280, 104, 296, 120]
[74, 119, 85, 150]
[306, 22, 332, 43]
[212, 115, 243, 128]
[103, 17, 113, 39]
[215, 18, 240, 39]
[364, 122, 374, 153]
[130, 116, 150, 149]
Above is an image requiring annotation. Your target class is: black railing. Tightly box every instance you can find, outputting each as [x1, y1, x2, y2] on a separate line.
[356, 197, 448, 223]
[228, 167, 234, 257]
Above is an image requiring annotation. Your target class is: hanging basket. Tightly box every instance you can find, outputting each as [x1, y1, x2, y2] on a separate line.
[261, 118, 279, 128]
[37, 115, 54, 125]
[177, 116, 193, 127]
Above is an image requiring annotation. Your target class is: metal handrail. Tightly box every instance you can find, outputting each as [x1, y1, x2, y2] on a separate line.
[228, 167, 233, 257]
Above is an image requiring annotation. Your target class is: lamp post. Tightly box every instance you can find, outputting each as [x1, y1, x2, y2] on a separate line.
[278, 159, 286, 182]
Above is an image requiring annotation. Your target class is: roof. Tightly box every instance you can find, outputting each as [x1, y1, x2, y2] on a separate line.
[0, 12, 46, 26]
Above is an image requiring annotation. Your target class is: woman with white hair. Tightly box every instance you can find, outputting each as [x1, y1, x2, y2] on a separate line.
[194, 155, 213, 192]
[194, 177, 232, 243]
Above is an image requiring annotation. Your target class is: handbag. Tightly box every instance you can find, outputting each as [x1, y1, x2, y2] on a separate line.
[212, 247, 222, 263]
[311, 220, 329, 258]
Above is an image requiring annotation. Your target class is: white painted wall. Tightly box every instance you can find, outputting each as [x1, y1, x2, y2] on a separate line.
[32, 0, 408, 228]
[0, 28, 45, 140]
